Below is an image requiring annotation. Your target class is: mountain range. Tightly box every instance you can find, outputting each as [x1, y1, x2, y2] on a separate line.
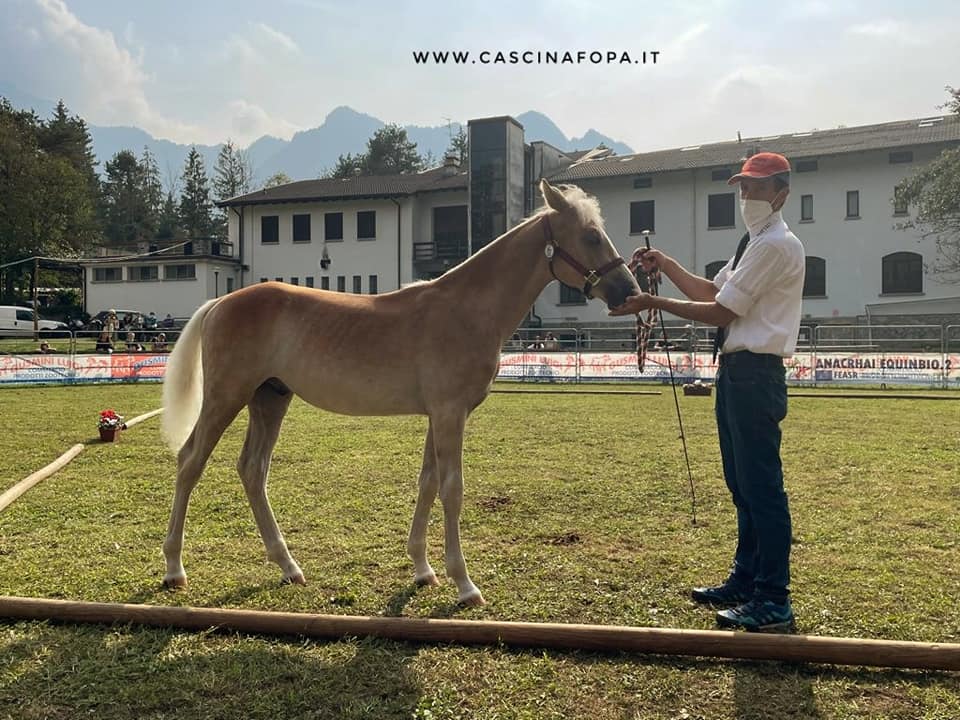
[1, 84, 634, 187]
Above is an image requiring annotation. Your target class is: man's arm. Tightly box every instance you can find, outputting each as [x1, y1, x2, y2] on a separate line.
[660, 256, 720, 302]
[610, 293, 738, 327]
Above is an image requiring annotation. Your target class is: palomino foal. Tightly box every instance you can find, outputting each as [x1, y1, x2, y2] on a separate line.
[161, 178, 639, 605]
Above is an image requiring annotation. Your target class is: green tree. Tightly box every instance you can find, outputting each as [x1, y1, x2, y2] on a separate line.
[0, 99, 99, 302]
[327, 124, 424, 178]
[895, 86, 960, 282]
[263, 171, 292, 188]
[329, 153, 364, 179]
[178, 147, 214, 238]
[102, 149, 158, 245]
[213, 139, 251, 236]
[364, 123, 422, 174]
[156, 191, 182, 241]
[446, 125, 468, 165]
[139, 147, 164, 223]
[944, 85, 960, 114]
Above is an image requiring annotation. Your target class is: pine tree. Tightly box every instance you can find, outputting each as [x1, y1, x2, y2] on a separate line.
[446, 126, 468, 165]
[263, 171, 292, 188]
[329, 153, 364, 179]
[364, 124, 423, 174]
[179, 147, 214, 238]
[327, 125, 424, 178]
[157, 191, 181, 241]
[102, 149, 158, 245]
[139, 147, 164, 226]
[213, 140, 252, 236]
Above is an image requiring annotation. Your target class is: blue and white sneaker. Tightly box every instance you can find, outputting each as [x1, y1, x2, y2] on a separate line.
[716, 598, 795, 633]
[690, 582, 752, 607]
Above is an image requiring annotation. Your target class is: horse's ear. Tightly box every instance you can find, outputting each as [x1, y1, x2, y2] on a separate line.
[540, 179, 570, 213]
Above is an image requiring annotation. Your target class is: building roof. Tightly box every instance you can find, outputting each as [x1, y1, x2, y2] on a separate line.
[549, 114, 960, 181]
[219, 165, 467, 207]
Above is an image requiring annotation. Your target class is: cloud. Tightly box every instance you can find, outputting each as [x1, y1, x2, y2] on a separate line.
[710, 65, 788, 103]
[226, 99, 301, 141]
[254, 23, 301, 55]
[847, 19, 901, 37]
[222, 21, 302, 64]
[1, 0, 203, 142]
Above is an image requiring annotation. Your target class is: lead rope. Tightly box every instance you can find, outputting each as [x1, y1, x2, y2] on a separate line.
[628, 241, 698, 526]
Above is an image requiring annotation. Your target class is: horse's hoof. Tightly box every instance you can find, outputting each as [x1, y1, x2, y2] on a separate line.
[281, 573, 307, 586]
[415, 572, 440, 587]
[162, 575, 187, 590]
[458, 591, 486, 607]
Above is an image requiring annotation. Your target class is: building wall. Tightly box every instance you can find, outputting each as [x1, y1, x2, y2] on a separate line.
[241, 199, 405, 294]
[85, 259, 233, 318]
[529, 144, 954, 325]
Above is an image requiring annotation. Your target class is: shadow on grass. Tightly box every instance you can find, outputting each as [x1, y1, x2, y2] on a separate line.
[731, 660, 959, 720]
[1, 619, 423, 720]
[733, 661, 822, 719]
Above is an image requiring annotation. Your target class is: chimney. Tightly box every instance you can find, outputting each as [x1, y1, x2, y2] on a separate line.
[442, 153, 460, 176]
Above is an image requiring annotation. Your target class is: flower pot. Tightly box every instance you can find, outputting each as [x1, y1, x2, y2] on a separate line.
[99, 426, 119, 442]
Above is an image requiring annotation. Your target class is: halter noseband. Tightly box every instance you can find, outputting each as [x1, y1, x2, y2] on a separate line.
[541, 215, 625, 299]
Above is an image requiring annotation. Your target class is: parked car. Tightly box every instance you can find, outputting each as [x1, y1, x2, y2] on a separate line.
[0, 306, 69, 338]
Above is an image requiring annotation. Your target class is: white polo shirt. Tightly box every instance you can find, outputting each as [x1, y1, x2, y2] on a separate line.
[713, 212, 805, 357]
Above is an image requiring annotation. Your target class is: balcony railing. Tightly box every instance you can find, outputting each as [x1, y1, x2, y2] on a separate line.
[413, 235, 468, 263]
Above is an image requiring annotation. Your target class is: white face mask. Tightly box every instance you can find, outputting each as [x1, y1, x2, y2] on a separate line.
[740, 197, 774, 230]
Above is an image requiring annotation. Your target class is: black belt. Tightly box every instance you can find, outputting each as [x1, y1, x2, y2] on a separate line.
[719, 350, 784, 368]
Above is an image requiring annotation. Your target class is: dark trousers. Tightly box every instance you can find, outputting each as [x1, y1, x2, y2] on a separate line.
[715, 351, 791, 603]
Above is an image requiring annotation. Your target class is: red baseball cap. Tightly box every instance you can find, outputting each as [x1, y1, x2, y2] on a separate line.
[728, 152, 791, 185]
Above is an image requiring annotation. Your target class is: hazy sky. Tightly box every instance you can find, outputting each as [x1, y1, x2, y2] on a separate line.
[1, 0, 957, 152]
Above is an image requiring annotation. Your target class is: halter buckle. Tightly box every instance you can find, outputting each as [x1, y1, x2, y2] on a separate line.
[544, 244, 555, 259]
[584, 270, 601, 287]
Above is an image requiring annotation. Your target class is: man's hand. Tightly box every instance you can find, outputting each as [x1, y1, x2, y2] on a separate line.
[609, 292, 656, 316]
[632, 247, 668, 273]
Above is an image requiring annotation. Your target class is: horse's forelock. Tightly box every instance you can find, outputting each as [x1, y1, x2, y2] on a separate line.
[538, 184, 605, 230]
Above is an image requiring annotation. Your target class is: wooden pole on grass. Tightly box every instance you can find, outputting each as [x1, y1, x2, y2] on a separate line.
[0, 445, 84, 513]
[1, 596, 958, 671]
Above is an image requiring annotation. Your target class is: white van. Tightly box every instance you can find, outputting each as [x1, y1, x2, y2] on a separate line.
[0, 306, 69, 338]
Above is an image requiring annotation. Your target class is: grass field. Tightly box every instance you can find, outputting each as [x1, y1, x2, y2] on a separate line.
[1, 383, 958, 719]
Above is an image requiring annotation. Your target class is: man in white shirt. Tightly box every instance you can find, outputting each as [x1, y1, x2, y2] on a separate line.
[611, 152, 804, 632]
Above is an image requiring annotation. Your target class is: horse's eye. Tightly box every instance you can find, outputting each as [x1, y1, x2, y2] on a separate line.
[585, 230, 602, 246]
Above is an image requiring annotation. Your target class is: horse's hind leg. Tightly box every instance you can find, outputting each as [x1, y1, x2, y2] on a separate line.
[237, 382, 303, 585]
[407, 421, 440, 586]
[432, 410, 484, 606]
[162, 395, 245, 588]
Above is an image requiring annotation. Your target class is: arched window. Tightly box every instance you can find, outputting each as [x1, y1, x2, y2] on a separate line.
[705, 261, 726, 280]
[803, 257, 826, 297]
[882, 252, 922, 294]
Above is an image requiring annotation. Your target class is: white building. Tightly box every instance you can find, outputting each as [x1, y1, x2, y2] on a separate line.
[88, 113, 960, 327]
[81, 239, 240, 319]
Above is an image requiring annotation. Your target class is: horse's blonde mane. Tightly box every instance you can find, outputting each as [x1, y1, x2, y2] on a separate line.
[536, 183, 605, 229]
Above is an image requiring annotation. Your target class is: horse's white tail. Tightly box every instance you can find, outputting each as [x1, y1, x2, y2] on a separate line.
[161, 299, 220, 453]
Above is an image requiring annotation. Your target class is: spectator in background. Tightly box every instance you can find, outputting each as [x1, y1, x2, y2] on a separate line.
[95, 330, 113, 353]
[104, 310, 119, 341]
[526, 334, 544, 350]
[125, 331, 143, 352]
[543, 332, 560, 351]
[151, 333, 168, 352]
[145, 311, 159, 332]
[36, 341, 56, 354]
[161, 313, 175, 329]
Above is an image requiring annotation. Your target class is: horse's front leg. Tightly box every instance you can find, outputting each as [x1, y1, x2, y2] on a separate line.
[432, 411, 484, 606]
[407, 422, 440, 586]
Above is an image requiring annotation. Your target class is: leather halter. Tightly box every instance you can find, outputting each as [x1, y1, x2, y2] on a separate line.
[541, 215, 625, 299]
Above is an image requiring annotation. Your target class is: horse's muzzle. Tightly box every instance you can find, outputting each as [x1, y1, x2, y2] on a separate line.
[602, 268, 642, 310]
